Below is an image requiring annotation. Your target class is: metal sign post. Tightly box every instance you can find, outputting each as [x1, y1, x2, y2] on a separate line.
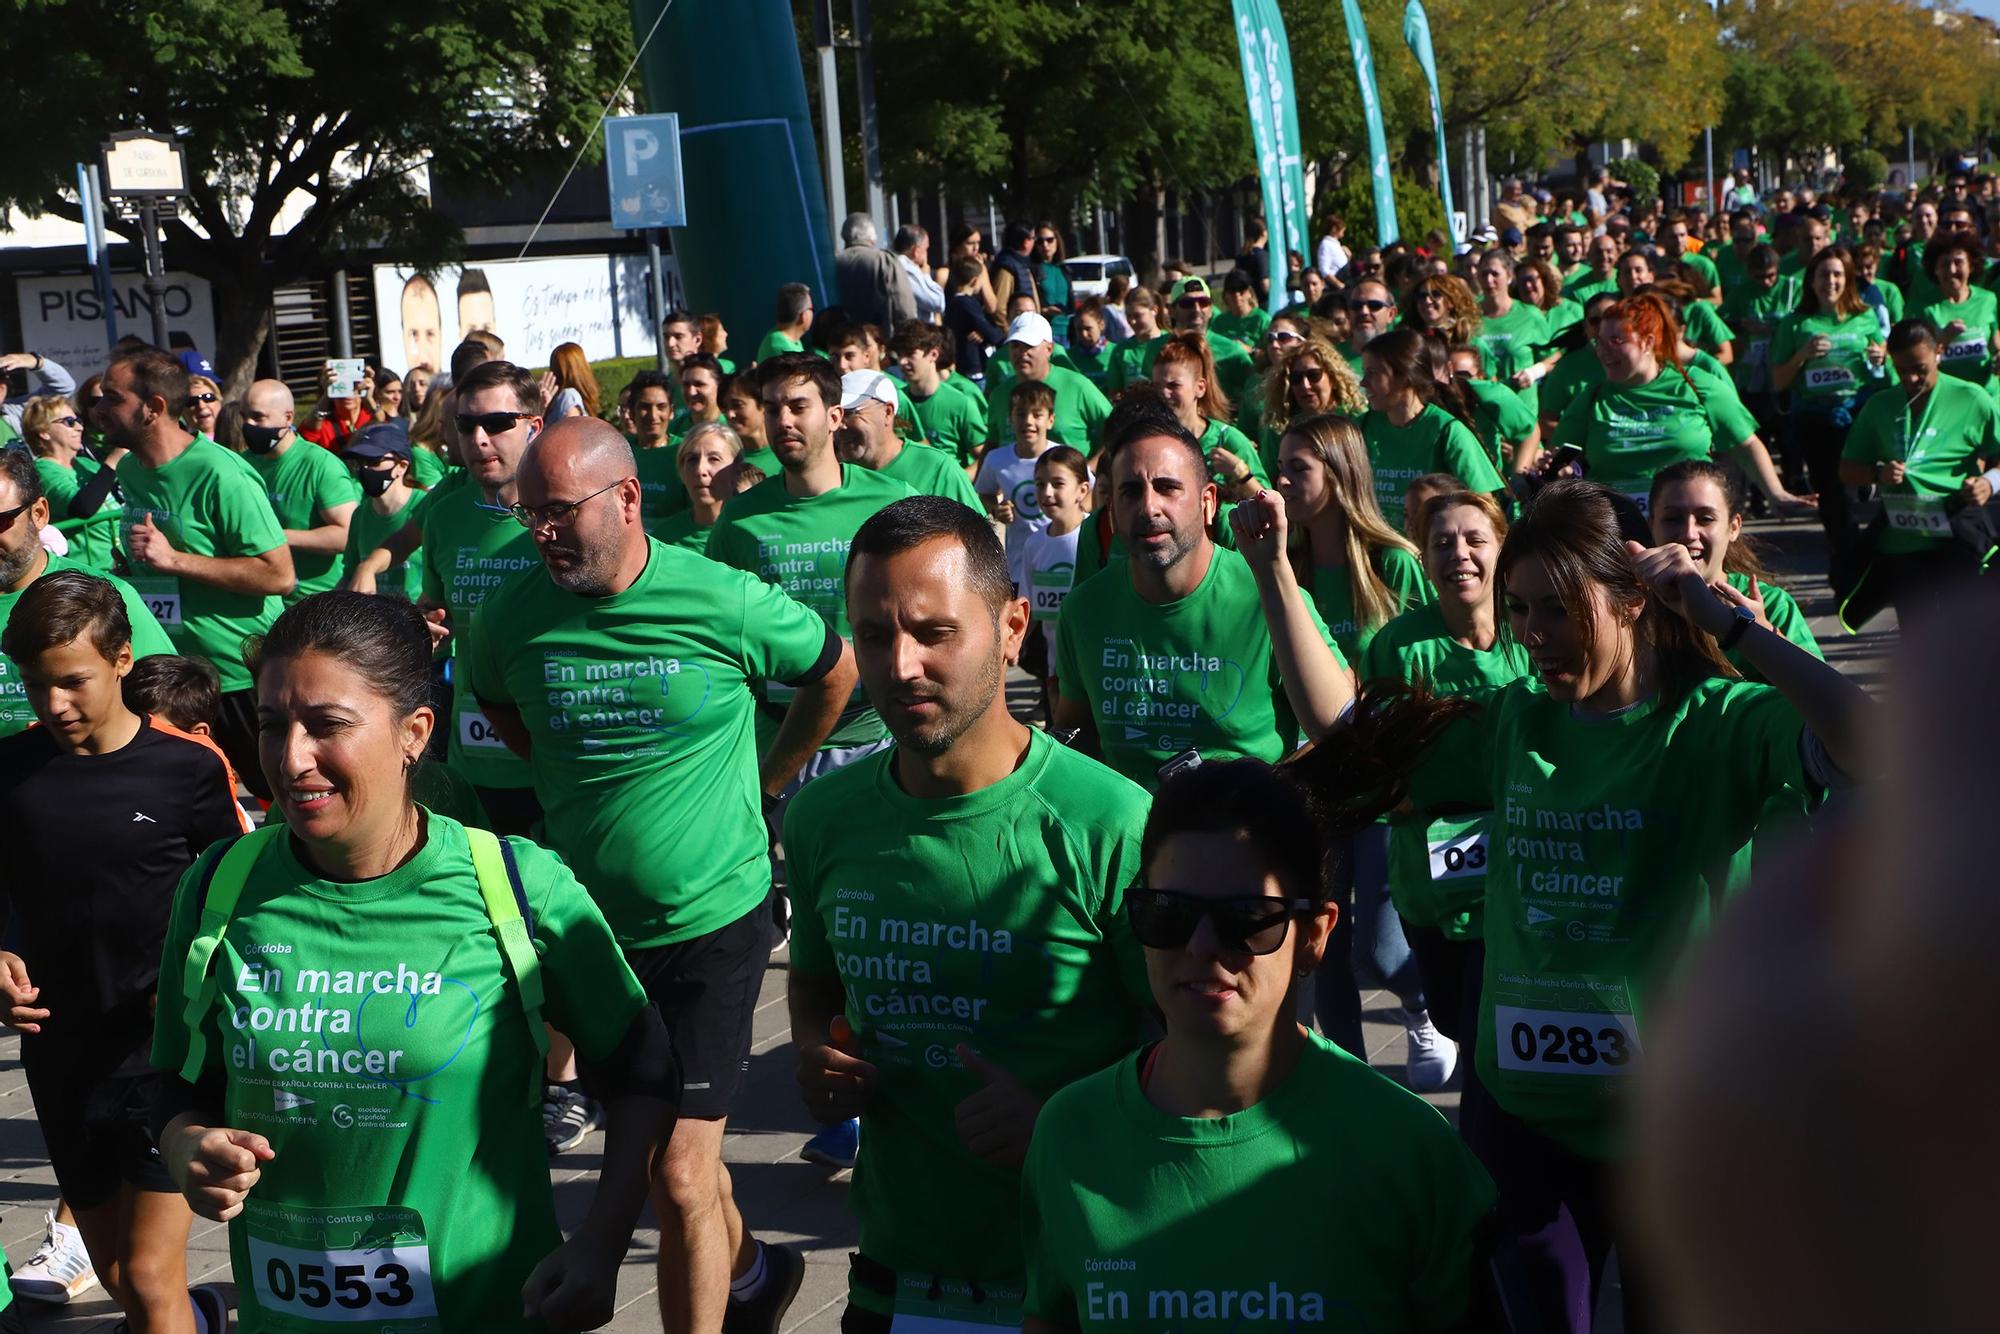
[99, 131, 189, 348]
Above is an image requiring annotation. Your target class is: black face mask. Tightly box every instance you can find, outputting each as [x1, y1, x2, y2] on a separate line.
[357, 465, 397, 498]
[242, 424, 286, 455]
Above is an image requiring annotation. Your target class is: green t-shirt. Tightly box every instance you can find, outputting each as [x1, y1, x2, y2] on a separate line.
[1069, 342, 1110, 383]
[1718, 279, 1800, 396]
[1360, 405, 1504, 532]
[652, 510, 715, 553]
[986, 365, 1114, 452]
[878, 441, 986, 511]
[1920, 288, 2000, 390]
[116, 437, 289, 693]
[1408, 678, 1816, 1156]
[417, 485, 540, 789]
[37, 454, 121, 571]
[343, 491, 425, 602]
[151, 813, 647, 1332]
[1472, 301, 1550, 414]
[1864, 278, 1905, 325]
[1562, 269, 1618, 305]
[756, 328, 807, 363]
[409, 445, 448, 490]
[1769, 309, 1885, 406]
[0, 552, 175, 736]
[786, 730, 1153, 1313]
[1103, 334, 1155, 394]
[1210, 306, 1272, 352]
[1552, 367, 1737, 503]
[1197, 417, 1268, 485]
[1680, 298, 1736, 356]
[1675, 249, 1721, 295]
[1539, 297, 1585, 352]
[1301, 544, 1432, 664]
[634, 444, 690, 536]
[1841, 374, 2000, 553]
[1359, 604, 1534, 938]
[246, 442, 364, 602]
[706, 464, 916, 748]
[1055, 546, 1343, 787]
[906, 385, 990, 468]
[464, 540, 832, 947]
[1538, 345, 1604, 425]
[1022, 1031, 1496, 1334]
[1463, 378, 1539, 474]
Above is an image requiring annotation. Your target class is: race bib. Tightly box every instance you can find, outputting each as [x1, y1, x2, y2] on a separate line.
[890, 1274, 1023, 1334]
[1491, 973, 1640, 1078]
[1427, 816, 1490, 883]
[1744, 339, 1770, 368]
[1944, 337, 1988, 363]
[1621, 492, 1652, 516]
[245, 1203, 438, 1328]
[133, 577, 183, 628]
[1029, 566, 1073, 622]
[1803, 364, 1856, 391]
[1883, 492, 1953, 536]
[457, 706, 509, 749]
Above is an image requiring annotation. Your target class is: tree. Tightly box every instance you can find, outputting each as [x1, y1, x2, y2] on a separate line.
[1, 0, 634, 391]
[1720, 46, 1860, 164]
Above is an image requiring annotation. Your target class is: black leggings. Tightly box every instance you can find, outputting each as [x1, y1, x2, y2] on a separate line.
[1789, 409, 1859, 559]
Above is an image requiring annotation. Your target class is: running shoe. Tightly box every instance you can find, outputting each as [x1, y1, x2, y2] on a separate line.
[543, 1083, 601, 1156]
[9, 1208, 98, 1304]
[1403, 1009, 1459, 1092]
[799, 1116, 860, 1169]
[724, 1241, 805, 1334]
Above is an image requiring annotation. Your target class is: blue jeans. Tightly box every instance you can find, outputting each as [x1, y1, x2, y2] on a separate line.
[1313, 825, 1427, 1055]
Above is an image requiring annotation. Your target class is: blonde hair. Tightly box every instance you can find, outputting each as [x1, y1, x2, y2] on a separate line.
[677, 420, 743, 468]
[1260, 337, 1366, 439]
[1282, 412, 1421, 633]
[18, 396, 75, 457]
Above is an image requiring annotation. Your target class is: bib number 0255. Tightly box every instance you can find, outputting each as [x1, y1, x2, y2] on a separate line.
[249, 1238, 438, 1322]
[1493, 1005, 1638, 1076]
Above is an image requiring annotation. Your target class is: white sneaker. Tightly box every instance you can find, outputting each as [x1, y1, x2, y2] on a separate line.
[1403, 1009, 1458, 1092]
[9, 1209, 98, 1304]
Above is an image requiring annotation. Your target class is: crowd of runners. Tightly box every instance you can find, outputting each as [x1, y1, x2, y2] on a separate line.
[0, 163, 1990, 1334]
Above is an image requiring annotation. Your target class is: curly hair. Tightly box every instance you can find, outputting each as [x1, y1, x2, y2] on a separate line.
[1259, 336, 1366, 440]
[1402, 273, 1481, 346]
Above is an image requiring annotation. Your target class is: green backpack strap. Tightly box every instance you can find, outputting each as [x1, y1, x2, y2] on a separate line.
[177, 823, 286, 1083]
[465, 827, 549, 1107]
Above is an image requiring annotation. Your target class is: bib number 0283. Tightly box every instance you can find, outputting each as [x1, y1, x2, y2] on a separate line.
[1493, 1005, 1638, 1076]
[249, 1238, 438, 1322]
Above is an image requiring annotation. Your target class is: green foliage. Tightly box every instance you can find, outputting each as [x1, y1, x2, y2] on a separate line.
[1718, 45, 1859, 164]
[1323, 169, 1448, 251]
[1845, 147, 1889, 194]
[586, 357, 657, 417]
[1608, 158, 1661, 205]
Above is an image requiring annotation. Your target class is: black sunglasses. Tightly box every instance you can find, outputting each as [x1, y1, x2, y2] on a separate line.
[1289, 366, 1326, 385]
[0, 503, 33, 532]
[1350, 298, 1392, 313]
[190, 392, 220, 404]
[455, 410, 531, 438]
[1127, 888, 1318, 956]
[56, 415, 81, 428]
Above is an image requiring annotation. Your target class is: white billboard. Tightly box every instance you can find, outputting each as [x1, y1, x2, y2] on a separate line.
[371, 253, 680, 374]
[16, 270, 217, 380]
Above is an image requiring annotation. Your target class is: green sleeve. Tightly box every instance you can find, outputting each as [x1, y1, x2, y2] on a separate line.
[117, 577, 177, 658]
[149, 843, 230, 1078]
[515, 837, 649, 1060]
[1407, 1134, 1499, 1331]
[1762, 585, 1822, 659]
[1080, 377, 1113, 446]
[1696, 369, 1760, 448]
[703, 515, 754, 573]
[779, 787, 831, 976]
[216, 461, 290, 557]
[460, 597, 507, 705]
[943, 462, 987, 512]
[1020, 1124, 1078, 1326]
[1442, 417, 1506, 493]
[418, 513, 446, 605]
[1492, 387, 1537, 445]
[1054, 607, 1087, 708]
[1405, 688, 1503, 812]
[37, 460, 81, 512]
[1711, 683, 1814, 810]
[1385, 546, 1435, 612]
[1768, 316, 1802, 369]
[1223, 423, 1268, 482]
[1688, 301, 1735, 349]
[1980, 392, 2000, 456]
[310, 449, 364, 516]
[1840, 398, 1893, 465]
[737, 570, 835, 684]
[1551, 378, 1595, 447]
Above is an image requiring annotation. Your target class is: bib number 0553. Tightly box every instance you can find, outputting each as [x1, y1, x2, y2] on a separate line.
[249, 1238, 438, 1322]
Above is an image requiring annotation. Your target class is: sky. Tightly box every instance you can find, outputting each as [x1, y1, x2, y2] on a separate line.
[1950, 0, 2000, 22]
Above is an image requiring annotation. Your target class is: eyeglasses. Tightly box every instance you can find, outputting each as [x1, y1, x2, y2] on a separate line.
[455, 411, 532, 438]
[0, 503, 32, 532]
[1350, 299, 1391, 313]
[1177, 296, 1211, 309]
[1126, 888, 1318, 956]
[1037, 234, 1058, 244]
[1289, 366, 1326, 386]
[509, 477, 631, 530]
[190, 393, 219, 404]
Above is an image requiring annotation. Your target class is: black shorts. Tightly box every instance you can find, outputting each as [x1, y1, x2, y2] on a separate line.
[624, 894, 772, 1120]
[24, 1061, 177, 1210]
[214, 688, 270, 801]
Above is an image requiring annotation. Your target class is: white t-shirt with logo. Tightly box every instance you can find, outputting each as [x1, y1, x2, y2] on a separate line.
[973, 446, 1049, 588]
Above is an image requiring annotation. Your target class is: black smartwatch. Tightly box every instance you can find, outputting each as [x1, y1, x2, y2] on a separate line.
[1716, 602, 1757, 651]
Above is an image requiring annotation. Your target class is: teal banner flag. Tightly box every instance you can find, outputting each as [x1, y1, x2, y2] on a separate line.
[1402, 0, 1457, 246]
[1340, 0, 1399, 246]
[1231, 0, 1312, 311]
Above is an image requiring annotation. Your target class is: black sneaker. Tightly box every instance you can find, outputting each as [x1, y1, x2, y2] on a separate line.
[725, 1241, 805, 1334]
[542, 1084, 601, 1156]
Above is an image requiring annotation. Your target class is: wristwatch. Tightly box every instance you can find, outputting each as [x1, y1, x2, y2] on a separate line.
[1716, 601, 1757, 651]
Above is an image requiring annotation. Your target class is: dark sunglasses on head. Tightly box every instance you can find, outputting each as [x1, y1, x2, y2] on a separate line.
[190, 392, 219, 404]
[455, 410, 531, 437]
[1350, 298, 1392, 313]
[1127, 888, 1318, 956]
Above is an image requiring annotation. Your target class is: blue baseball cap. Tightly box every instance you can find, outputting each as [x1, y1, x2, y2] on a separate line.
[344, 421, 411, 462]
[177, 349, 216, 379]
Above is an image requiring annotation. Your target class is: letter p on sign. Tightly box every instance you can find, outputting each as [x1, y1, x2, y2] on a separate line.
[623, 128, 659, 177]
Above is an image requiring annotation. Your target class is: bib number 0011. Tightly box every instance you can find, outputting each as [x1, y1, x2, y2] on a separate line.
[249, 1237, 438, 1322]
[1493, 1005, 1639, 1076]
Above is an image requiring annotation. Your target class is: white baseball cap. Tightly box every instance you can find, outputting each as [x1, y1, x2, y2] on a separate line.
[1003, 312, 1054, 346]
[839, 370, 899, 412]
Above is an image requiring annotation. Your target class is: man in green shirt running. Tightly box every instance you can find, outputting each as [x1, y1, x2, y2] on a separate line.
[240, 379, 362, 603]
[836, 372, 984, 511]
[789, 495, 1152, 1331]
[1052, 396, 1352, 786]
[468, 416, 858, 1334]
[101, 347, 294, 796]
[891, 321, 989, 472]
[984, 313, 1114, 453]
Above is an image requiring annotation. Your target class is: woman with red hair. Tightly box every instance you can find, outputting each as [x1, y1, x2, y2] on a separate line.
[1541, 292, 1803, 513]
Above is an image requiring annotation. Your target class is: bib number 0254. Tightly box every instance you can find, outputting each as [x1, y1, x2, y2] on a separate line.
[249, 1238, 438, 1322]
[1493, 1005, 1638, 1076]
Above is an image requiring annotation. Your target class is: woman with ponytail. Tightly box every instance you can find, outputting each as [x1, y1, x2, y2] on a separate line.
[1359, 328, 1507, 533]
[1327, 478, 1870, 1333]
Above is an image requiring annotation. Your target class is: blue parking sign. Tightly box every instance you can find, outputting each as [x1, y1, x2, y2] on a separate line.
[605, 115, 687, 230]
